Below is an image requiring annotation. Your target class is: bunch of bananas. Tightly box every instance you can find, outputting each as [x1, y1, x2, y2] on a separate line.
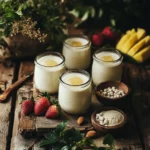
[116, 28, 150, 63]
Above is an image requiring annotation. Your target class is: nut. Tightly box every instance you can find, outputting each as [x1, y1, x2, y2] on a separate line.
[85, 130, 96, 138]
[77, 116, 84, 125]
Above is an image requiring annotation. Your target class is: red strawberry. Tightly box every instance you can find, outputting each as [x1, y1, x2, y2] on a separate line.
[34, 97, 51, 116]
[92, 33, 104, 46]
[46, 105, 59, 119]
[21, 99, 34, 115]
[101, 26, 119, 40]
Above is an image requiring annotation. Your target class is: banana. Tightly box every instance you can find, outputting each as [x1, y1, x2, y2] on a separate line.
[116, 29, 135, 50]
[128, 36, 150, 56]
[133, 45, 150, 63]
[116, 34, 130, 50]
[126, 28, 136, 35]
[121, 32, 138, 53]
[136, 28, 146, 40]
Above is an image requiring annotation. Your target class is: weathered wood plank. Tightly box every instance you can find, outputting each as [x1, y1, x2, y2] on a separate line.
[122, 63, 150, 150]
[132, 92, 150, 150]
[122, 63, 150, 91]
[11, 134, 38, 150]
[11, 61, 34, 150]
[0, 62, 16, 150]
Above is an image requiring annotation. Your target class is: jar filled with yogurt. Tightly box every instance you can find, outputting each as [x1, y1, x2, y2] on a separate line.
[62, 35, 91, 69]
[34, 52, 65, 93]
[92, 48, 123, 85]
[59, 70, 92, 114]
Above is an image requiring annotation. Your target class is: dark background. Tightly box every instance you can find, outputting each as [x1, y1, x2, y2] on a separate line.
[70, 0, 150, 32]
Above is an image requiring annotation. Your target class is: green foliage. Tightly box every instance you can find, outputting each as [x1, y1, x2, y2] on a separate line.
[0, 0, 71, 49]
[70, 0, 150, 32]
[40, 121, 115, 150]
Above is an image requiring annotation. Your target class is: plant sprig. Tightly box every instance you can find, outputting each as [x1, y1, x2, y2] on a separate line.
[0, 0, 72, 49]
[40, 121, 116, 150]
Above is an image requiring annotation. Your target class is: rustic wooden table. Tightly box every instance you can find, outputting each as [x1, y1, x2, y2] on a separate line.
[0, 60, 150, 150]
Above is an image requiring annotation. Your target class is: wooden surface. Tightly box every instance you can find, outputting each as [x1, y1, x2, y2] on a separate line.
[0, 60, 149, 149]
[0, 62, 16, 150]
[10, 61, 146, 150]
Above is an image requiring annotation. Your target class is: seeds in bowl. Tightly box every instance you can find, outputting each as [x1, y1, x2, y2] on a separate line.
[98, 86, 125, 98]
[96, 110, 124, 126]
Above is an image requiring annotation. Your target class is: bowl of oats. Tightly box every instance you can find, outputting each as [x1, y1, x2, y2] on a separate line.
[95, 81, 130, 106]
[91, 107, 127, 133]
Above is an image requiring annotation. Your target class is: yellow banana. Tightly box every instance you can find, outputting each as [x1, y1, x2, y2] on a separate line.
[128, 36, 150, 56]
[116, 29, 135, 50]
[136, 28, 146, 40]
[126, 28, 136, 35]
[133, 45, 150, 63]
[121, 32, 138, 53]
[116, 34, 130, 50]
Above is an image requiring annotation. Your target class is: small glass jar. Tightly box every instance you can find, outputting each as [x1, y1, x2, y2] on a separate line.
[34, 52, 65, 93]
[58, 70, 92, 114]
[92, 48, 123, 85]
[62, 35, 91, 69]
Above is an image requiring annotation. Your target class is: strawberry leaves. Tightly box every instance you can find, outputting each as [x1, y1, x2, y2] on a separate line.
[40, 122, 115, 149]
[40, 122, 67, 147]
[38, 92, 58, 105]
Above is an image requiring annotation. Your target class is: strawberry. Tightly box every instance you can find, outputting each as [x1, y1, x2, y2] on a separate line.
[21, 99, 34, 115]
[92, 33, 104, 46]
[101, 26, 119, 40]
[46, 105, 59, 119]
[34, 97, 51, 116]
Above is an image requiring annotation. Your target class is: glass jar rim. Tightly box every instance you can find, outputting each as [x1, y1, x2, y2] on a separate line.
[64, 35, 91, 49]
[93, 48, 123, 63]
[60, 69, 91, 87]
[35, 51, 65, 68]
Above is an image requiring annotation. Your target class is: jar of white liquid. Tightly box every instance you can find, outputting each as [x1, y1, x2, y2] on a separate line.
[92, 48, 123, 86]
[34, 52, 65, 93]
[62, 35, 91, 69]
[59, 70, 92, 114]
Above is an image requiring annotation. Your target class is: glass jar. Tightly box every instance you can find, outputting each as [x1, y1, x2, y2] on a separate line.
[34, 52, 65, 93]
[92, 48, 123, 85]
[59, 70, 92, 114]
[62, 35, 91, 69]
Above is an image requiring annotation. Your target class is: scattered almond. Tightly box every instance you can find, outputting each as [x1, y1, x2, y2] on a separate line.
[85, 130, 96, 138]
[77, 116, 84, 125]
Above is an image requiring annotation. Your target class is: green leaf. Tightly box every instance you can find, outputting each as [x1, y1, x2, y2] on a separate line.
[81, 11, 89, 22]
[52, 144, 66, 150]
[98, 8, 103, 18]
[44, 131, 58, 142]
[40, 139, 55, 147]
[55, 121, 67, 134]
[110, 18, 116, 27]
[103, 134, 114, 147]
[16, 5, 23, 16]
[63, 128, 82, 143]
[61, 145, 70, 150]
[89, 7, 95, 18]
[69, 9, 79, 18]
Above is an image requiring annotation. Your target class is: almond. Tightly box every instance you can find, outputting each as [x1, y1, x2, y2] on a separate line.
[77, 116, 84, 125]
[85, 130, 96, 138]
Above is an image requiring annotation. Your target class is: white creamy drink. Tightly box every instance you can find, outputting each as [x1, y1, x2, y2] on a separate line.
[34, 52, 65, 93]
[59, 70, 92, 114]
[92, 49, 123, 85]
[63, 36, 91, 69]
